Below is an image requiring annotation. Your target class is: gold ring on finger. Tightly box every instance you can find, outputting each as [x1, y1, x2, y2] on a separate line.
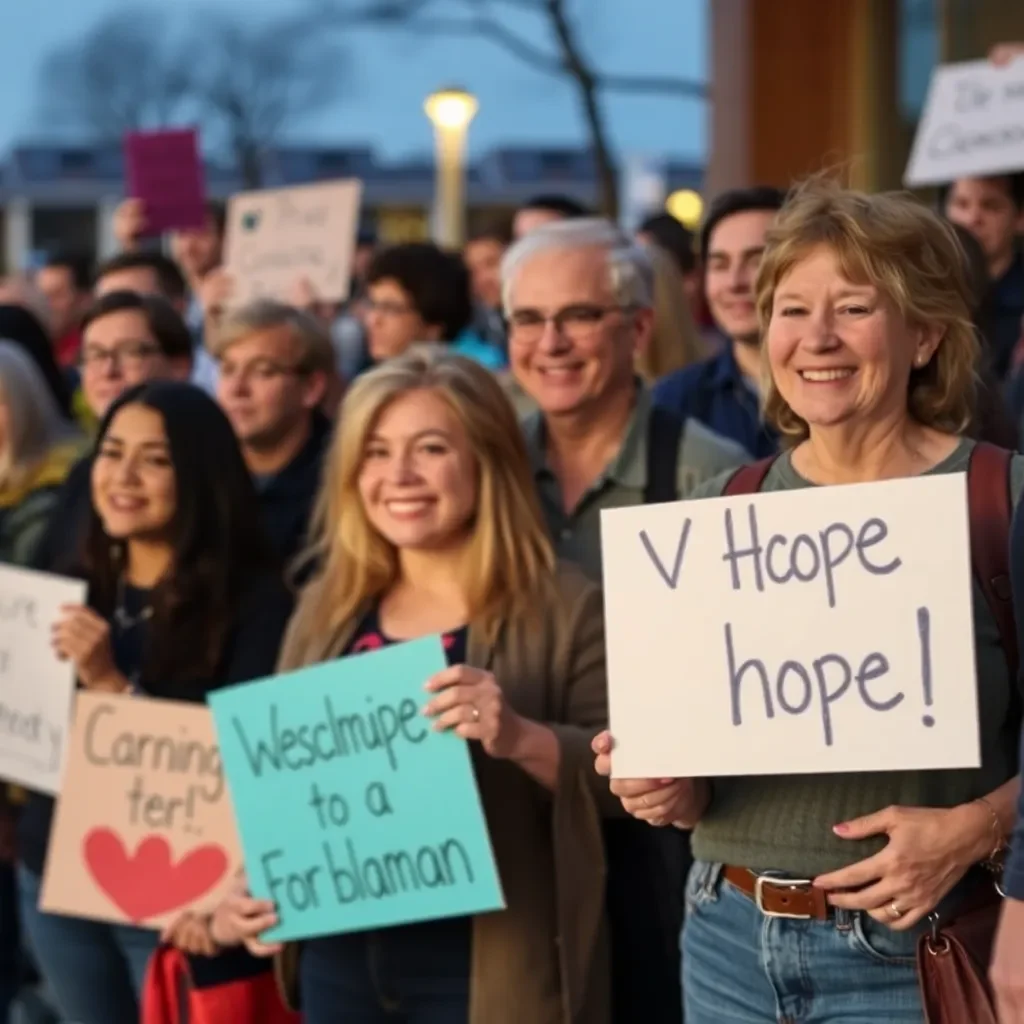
[887, 900, 904, 920]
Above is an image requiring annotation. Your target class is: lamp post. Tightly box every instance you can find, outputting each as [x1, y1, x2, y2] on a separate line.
[424, 86, 478, 249]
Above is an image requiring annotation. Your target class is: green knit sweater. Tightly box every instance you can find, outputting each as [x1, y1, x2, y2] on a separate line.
[688, 439, 1024, 876]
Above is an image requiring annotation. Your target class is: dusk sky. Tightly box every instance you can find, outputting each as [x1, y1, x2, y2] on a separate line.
[0, 0, 707, 163]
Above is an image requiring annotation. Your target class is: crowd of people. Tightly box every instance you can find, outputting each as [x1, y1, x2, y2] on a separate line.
[0, 43, 1023, 1024]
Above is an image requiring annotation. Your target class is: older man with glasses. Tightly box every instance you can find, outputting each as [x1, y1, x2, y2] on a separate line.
[501, 217, 747, 1024]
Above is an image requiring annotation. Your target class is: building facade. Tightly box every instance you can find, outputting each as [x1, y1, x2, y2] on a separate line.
[705, 0, 1024, 196]
[0, 143, 702, 274]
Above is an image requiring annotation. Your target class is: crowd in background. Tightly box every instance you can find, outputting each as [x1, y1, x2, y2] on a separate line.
[0, 42, 1022, 1024]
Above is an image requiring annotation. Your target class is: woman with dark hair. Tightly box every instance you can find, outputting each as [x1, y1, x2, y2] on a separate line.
[16, 382, 293, 1024]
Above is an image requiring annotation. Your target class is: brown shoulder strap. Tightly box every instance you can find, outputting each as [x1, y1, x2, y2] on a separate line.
[968, 442, 1017, 683]
[722, 456, 778, 497]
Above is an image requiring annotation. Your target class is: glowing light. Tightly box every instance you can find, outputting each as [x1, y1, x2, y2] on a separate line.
[665, 189, 704, 228]
[424, 87, 478, 131]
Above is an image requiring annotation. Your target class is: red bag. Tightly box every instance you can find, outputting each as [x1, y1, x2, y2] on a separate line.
[142, 945, 300, 1024]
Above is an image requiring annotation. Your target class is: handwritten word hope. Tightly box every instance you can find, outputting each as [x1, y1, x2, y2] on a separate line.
[726, 607, 935, 747]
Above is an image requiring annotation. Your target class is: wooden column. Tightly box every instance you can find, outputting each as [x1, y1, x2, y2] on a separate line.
[706, 0, 902, 196]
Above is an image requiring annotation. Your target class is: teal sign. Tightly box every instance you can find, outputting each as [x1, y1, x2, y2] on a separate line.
[209, 636, 505, 942]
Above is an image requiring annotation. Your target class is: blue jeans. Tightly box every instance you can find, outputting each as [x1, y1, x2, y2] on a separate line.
[683, 861, 924, 1023]
[16, 866, 158, 1024]
[299, 918, 471, 1024]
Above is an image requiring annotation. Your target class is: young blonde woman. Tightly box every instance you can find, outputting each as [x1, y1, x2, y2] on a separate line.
[212, 346, 613, 1024]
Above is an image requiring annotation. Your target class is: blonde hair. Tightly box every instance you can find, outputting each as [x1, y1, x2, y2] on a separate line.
[636, 242, 707, 381]
[0, 341, 76, 491]
[210, 299, 336, 375]
[758, 179, 979, 443]
[290, 345, 556, 658]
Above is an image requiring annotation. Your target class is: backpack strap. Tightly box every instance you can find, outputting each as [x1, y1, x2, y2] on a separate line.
[967, 442, 1017, 683]
[722, 456, 779, 497]
[643, 406, 685, 505]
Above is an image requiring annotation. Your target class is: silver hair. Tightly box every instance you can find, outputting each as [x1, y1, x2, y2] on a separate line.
[500, 217, 655, 314]
[0, 340, 77, 489]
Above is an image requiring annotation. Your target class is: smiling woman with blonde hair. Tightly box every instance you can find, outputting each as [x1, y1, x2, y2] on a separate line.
[213, 345, 614, 1024]
[596, 179, 1024, 1022]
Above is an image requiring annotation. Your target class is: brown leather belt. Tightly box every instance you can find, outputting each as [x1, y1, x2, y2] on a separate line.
[722, 866, 831, 921]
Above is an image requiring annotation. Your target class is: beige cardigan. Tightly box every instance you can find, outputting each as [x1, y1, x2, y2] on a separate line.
[273, 562, 613, 1024]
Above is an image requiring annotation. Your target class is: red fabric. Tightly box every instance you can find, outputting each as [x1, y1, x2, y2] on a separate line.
[54, 330, 81, 370]
[142, 946, 300, 1024]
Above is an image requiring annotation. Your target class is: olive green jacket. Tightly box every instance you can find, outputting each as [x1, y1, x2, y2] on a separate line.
[274, 562, 612, 1024]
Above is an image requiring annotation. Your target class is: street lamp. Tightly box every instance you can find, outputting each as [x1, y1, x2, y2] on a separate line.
[424, 86, 478, 249]
[666, 189, 704, 230]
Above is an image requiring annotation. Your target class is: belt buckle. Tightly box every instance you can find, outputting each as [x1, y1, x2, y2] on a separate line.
[754, 874, 815, 919]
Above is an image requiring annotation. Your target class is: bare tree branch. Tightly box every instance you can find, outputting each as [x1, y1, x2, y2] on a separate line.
[313, 0, 705, 94]
[598, 73, 705, 98]
[186, 15, 346, 186]
[36, 6, 349, 188]
[307, 0, 706, 215]
[410, 14, 565, 73]
[35, 8, 197, 139]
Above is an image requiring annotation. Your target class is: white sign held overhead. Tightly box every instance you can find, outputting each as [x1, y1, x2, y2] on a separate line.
[0, 567, 86, 793]
[224, 179, 363, 307]
[905, 58, 1024, 186]
[600, 474, 979, 779]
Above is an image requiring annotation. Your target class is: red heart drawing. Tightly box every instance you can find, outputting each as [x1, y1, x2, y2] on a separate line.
[83, 828, 229, 923]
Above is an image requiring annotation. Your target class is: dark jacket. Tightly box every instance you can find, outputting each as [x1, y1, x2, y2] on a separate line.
[0, 442, 83, 567]
[29, 454, 92, 576]
[990, 250, 1024, 381]
[1003, 499, 1024, 899]
[257, 415, 331, 567]
[652, 345, 778, 459]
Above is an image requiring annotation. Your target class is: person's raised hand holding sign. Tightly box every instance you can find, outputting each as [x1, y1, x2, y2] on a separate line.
[51, 605, 129, 693]
[112, 198, 148, 252]
[424, 665, 563, 789]
[990, 42, 1024, 66]
[591, 731, 710, 828]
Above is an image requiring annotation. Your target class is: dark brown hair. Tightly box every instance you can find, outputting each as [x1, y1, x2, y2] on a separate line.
[84, 382, 277, 685]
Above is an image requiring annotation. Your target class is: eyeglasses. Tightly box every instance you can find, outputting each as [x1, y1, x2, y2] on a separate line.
[80, 341, 162, 371]
[364, 298, 417, 318]
[218, 360, 307, 384]
[507, 304, 632, 345]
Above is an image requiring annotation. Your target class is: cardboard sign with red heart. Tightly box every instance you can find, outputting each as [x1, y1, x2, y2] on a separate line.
[40, 692, 242, 930]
